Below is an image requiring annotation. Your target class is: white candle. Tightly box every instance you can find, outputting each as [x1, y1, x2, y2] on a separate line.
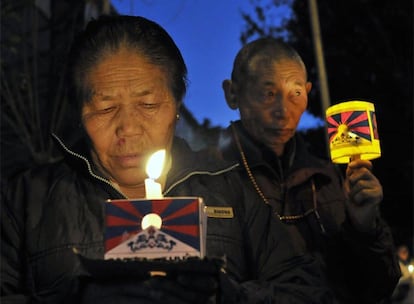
[144, 178, 162, 199]
[145, 149, 165, 199]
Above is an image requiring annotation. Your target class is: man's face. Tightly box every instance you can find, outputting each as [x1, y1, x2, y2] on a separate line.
[236, 59, 311, 155]
[82, 48, 178, 188]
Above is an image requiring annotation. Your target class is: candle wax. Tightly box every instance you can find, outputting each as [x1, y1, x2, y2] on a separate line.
[145, 178, 162, 199]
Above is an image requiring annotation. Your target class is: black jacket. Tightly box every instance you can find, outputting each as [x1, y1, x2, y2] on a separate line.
[1, 135, 334, 303]
[219, 121, 400, 304]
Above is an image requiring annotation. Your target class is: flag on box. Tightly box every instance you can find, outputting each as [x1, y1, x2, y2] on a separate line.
[104, 197, 206, 259]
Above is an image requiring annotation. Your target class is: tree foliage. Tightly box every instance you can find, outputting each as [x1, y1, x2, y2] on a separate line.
[240, 0, 413, 246]
[1, 0, 87, 179]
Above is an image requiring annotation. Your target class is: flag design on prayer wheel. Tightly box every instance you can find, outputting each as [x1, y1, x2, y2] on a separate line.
[326, 110, 373, 144]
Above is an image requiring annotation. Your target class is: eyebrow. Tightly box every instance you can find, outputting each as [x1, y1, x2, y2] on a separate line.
[283, 79, 306, 86]
[261, 80, 276, 86]
[294, 79, 305, 85]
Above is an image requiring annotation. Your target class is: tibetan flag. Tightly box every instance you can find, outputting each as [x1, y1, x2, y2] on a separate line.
[104, 197, 206, 260]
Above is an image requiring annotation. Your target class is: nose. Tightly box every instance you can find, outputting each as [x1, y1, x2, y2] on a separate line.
[115, 105, 143, 137]
[271, 94, 287, 119]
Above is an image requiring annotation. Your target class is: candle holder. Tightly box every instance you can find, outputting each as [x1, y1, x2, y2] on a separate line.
[104, 197, 207, 260]
[76, 196, 220, 282]
[76, 151, 220, 281]
[325, 100, 381, 164]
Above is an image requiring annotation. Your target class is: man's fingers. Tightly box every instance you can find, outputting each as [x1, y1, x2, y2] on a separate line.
[347, 159, 373, 176]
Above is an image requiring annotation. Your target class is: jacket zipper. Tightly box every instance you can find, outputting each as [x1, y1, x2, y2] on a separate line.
[52, 133, 240, 198]
[164, 164, 239, 195]
[52, 133, 126, 198]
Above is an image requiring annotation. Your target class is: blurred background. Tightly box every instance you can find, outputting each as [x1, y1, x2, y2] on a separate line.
[1, 1, 413, 301]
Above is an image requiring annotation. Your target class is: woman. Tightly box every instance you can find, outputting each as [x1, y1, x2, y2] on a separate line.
[1, 15, 334, 303]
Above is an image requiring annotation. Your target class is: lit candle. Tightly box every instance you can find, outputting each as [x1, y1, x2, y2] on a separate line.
[145, 149, 165, 199]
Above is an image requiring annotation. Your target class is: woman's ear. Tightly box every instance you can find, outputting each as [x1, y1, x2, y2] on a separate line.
[222, 79, 239, 110]
[176, 100, 182, 111]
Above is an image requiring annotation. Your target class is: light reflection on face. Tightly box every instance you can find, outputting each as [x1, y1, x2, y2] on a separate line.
[237, 59, 311, 155]
[82, 47, 178, 189]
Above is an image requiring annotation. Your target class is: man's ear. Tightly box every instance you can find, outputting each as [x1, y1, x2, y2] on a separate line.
[306, 81, 312, 94]
[222, 79, 239, 110]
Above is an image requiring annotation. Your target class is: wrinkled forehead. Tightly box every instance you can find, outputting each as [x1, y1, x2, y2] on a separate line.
[241, 59, 306, 88]
[398, 246, 409, 253]
[248, 56, 305, 76]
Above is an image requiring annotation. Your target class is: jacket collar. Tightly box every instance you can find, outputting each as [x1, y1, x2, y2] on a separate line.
[164, 137, 239, 194]
[52, 133, 115, 188]
[221, 120, 296, 171]
[52, 133, 239, 195]
[221, 120, 334, 184]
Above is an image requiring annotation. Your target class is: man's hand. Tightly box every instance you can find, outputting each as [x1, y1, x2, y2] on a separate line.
[344, 158, 383, 233]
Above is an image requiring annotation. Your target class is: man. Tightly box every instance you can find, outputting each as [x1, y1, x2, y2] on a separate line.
[219, 37, 400, 304]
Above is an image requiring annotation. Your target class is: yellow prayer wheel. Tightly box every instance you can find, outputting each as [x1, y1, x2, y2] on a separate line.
[325, 100, 381, 164]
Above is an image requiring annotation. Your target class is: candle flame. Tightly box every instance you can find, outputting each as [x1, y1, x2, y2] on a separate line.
[146, 149, 166, 180]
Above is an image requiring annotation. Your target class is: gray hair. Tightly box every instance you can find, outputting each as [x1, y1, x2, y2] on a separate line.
[67, 15, 187, 123]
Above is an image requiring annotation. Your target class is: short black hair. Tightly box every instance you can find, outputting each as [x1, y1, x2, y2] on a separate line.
[67, 15, 187, 122]
[231, 38, 306, 84]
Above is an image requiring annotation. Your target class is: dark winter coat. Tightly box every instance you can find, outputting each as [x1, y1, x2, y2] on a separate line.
[219, 121, 400, 304]
[1, 135, 334, 304]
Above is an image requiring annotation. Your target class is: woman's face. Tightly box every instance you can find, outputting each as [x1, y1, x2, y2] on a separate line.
[82, 47, 178, 189]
